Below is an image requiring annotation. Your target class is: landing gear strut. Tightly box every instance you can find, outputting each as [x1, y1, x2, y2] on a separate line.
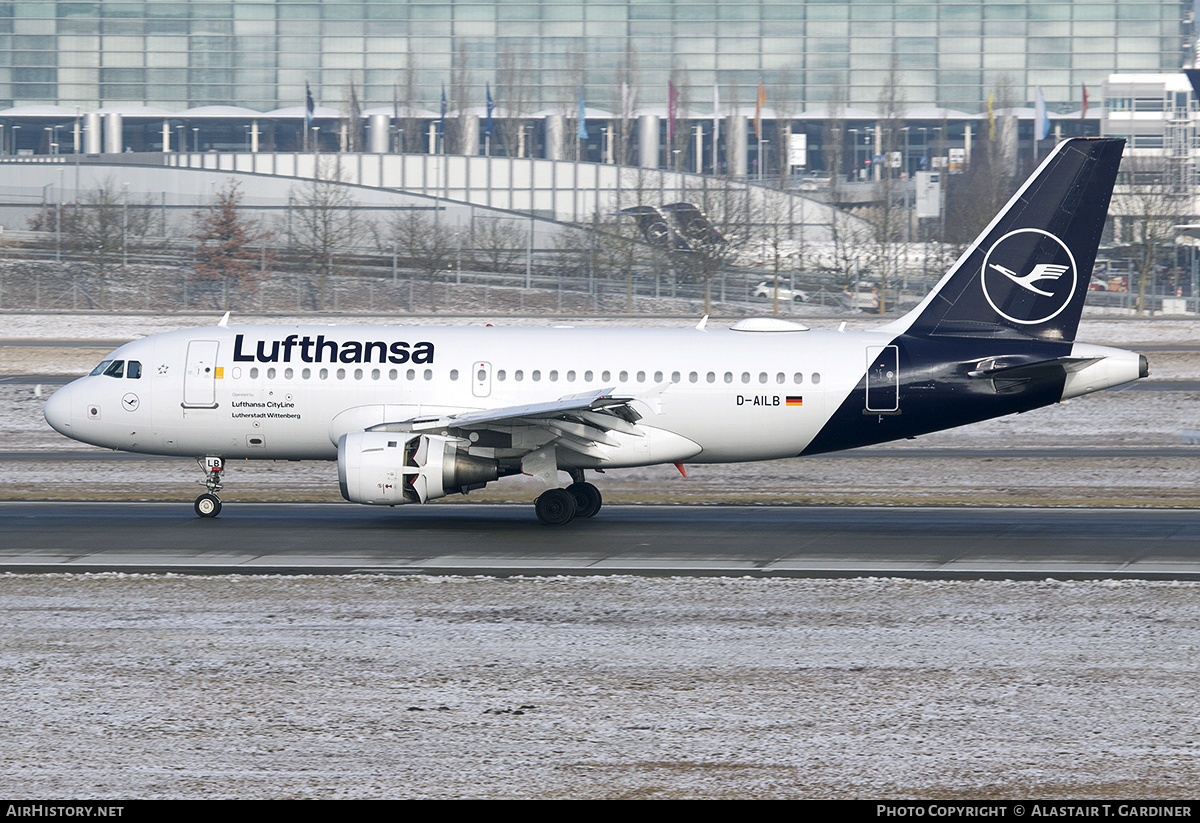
[194, 456, 224, 518]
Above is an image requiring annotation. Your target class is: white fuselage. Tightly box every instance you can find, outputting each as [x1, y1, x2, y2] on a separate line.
[45, 323, 891, 466]
[44, 322, 1145, 472]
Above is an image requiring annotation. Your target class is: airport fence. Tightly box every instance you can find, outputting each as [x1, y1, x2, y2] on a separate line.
[0, 256, 864, 317]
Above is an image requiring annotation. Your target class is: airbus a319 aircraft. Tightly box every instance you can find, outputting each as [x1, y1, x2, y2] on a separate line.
[44, 138, 1147, 525]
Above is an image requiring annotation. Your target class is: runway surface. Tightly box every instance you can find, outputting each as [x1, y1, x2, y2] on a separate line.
[2, 501, 1198, 578]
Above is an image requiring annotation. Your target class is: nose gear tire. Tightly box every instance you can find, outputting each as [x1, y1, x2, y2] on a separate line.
[194, 493, 222, 518]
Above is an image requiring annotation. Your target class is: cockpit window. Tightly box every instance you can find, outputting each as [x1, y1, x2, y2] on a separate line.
[102, 360, 125, 378]
[90, 360, 113, 376]
[127, 360, 142, 379]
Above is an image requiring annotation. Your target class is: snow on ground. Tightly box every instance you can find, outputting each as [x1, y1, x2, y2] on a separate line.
[1, 574, 1198, 799]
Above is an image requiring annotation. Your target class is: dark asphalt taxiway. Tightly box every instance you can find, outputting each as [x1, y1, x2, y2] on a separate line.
[1, 502, 1198, 578]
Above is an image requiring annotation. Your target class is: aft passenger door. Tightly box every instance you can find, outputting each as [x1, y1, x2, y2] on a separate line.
[865, 345, 899, 414]
[183, 340, 220, 409]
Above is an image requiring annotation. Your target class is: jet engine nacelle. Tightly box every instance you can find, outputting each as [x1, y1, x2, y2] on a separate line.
[338, 431, 499, 505]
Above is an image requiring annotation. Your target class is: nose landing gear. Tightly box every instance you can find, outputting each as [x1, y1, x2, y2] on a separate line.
[194, 456, 225, 518]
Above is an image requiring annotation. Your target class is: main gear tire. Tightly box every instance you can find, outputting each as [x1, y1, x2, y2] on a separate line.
[567, 482, 602, 519]
[535, 488, 577, 526]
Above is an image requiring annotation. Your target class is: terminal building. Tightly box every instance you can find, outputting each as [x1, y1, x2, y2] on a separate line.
[0, 1, 1190, 176]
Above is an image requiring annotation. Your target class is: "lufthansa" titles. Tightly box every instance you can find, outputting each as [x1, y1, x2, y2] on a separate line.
[233, 334, 434, 365]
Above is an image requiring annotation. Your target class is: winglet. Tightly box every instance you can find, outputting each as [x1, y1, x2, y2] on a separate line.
[695, 315, 709, 330]
[217, 311, 231, 327]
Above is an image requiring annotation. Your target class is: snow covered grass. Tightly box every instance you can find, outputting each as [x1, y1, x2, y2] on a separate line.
[1, 573, 1198, 799]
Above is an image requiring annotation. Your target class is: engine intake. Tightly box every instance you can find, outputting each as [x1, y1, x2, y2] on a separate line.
[338, 431, 499, 505]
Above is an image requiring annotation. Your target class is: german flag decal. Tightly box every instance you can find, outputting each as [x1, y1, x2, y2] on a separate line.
[786, 396, 803, 407]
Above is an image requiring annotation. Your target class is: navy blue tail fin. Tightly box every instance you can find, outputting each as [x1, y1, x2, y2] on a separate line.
[894, 138, 1124, 343]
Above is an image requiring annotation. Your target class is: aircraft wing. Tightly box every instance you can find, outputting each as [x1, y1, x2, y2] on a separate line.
[368, 388, 642, 437]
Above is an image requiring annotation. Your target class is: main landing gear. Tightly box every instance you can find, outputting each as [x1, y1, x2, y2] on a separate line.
[194, 456, 224, 518]
[534, 477, 603, 526]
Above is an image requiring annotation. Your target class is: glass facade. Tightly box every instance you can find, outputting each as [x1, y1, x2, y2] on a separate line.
[0, 1, 1188, 114]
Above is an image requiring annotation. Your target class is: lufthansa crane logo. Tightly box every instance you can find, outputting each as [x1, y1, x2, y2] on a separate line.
[980, 228, 1078, 325]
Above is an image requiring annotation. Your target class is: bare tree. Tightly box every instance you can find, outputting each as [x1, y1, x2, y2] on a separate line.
[818, 83, 871, 289]
[667, 64, 692, 171]
[448, 41, 475, 155]
[379, 208, 456, 312]
[612, 45, 639, 166]
[470, 217, 525, 273]
[559, 51, 586, 161]
[191, 181, 273, 310]
[394, 64, 426, 154]
[774, 66, 800, 184]
[344, 78, 363, 153]
[1110, 153, 1194, 314]
[29, 176, 155, 306]
[944, 78, 1017, 245]
[288, 160, 361, 309]
[758, 188, 806, 314]
[866, 54, 906, 313]
[496, 42, 535, 158]
[676, 178, 753, 314]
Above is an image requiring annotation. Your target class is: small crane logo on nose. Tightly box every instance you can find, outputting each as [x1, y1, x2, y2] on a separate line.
[122, 393, 140, 412]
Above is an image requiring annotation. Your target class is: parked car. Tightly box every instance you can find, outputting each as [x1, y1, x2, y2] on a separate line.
[751, 280, 810, 303]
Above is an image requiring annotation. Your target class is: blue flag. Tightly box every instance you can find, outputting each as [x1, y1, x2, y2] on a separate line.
[1035, 86, 1050, 141]
[486, 83, 495, 139]
[577, 85, 588, 140]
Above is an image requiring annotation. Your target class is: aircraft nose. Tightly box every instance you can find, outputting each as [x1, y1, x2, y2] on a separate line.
[43, 383, 74, 436]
